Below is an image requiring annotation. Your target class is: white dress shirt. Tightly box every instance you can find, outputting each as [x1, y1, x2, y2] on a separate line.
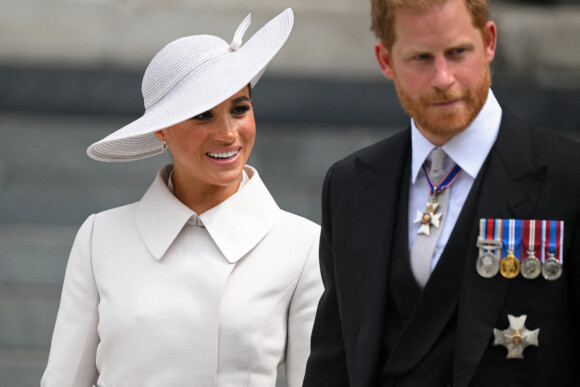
[408, 89, 503, 273]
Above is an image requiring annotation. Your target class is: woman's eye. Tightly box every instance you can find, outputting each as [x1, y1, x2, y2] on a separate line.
[232, 105, 250, 116]
[193, 111, 212, 120]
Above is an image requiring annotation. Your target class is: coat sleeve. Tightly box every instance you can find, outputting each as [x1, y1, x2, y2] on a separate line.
[41, 215, 100, 387]
[285, 228, 324, 387]
[303, 165, 351, 387]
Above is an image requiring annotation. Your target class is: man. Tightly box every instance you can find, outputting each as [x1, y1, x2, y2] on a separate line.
[303, 0, 580, 386]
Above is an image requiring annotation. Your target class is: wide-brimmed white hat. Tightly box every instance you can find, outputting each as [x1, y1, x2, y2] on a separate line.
[87, 8, 294, 162]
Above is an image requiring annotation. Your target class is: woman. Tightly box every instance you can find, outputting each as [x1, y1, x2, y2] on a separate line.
[41, 8, 322, 387]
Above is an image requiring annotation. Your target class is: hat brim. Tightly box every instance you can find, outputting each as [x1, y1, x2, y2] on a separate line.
[87, 8, 293, 162]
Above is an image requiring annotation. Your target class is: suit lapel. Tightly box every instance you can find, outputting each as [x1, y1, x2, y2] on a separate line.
[350, 129, 411, 385]
[389, 161, 422, 320]
[453, 109, 548, 387]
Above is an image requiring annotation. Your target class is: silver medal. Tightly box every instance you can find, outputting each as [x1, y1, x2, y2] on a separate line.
[521, 251, 542, 280]
[542, 255, 562, 281]
[476, 251, 500, 278]
[475, 237, 501, 278]
[493, 314, 539, 359]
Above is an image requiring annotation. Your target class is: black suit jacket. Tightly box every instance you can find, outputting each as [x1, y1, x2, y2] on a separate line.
[303, 109, 580, 387]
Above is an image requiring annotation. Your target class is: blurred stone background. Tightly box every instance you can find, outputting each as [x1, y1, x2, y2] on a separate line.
[0, 0, 579, 385]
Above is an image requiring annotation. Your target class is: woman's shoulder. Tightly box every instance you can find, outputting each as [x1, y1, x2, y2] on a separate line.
[93, 202, 139, 222]
[276, 210, 320, 237]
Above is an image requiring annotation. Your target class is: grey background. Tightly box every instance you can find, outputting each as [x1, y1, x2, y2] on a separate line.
[1, 0, 579, 385]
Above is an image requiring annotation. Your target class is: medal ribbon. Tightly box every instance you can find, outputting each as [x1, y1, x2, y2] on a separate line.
[483, 218, 494, 240]
[541, 220, 547, 263]
[559, 221, 564, 263]
[422, 163, 462, 196]
[502, 219, 522, 260]
[523, 220, 541, 259]
[479, 218, 502, 257]
[494, 219, 502, 244]
[547, 220, 564, 263]
[479, 219, 499, 257]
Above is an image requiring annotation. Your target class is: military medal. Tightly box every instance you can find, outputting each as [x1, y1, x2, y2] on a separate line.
[414, 202, 442, 237]
[476, 218, 501, 278]
[493, 314, 539, 359]
[521, 220, 541, 279]
[500, 219, 521, 279]
[541, 220, 563, 281]
[414, 163, 461, 236]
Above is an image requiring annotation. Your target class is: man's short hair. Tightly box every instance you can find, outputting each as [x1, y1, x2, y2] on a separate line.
[370, 0, 490, 51]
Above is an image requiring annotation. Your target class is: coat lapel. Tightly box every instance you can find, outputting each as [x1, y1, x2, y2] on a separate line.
[453, 109, 548, 387]
[350, 129, 411, 385]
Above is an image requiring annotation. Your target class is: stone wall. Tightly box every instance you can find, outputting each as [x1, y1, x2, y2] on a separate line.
[1, 0, 579, 87]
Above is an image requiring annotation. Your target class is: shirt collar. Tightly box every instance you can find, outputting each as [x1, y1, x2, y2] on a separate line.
[411, 89, 502, 182]
[135, 164, 279, 263]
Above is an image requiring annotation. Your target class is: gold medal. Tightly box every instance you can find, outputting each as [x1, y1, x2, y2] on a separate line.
[500, 250, 520, 279]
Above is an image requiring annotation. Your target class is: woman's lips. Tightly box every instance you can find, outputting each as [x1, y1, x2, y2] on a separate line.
[206, 148, 240, 160]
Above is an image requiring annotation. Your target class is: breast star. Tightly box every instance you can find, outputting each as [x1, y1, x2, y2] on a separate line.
[493, 314, 539, 359]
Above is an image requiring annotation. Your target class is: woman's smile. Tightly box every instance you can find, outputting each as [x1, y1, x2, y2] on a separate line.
[206, 147, 241, 161]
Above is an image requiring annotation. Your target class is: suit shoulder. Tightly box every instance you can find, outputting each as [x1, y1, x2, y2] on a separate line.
[530, 125, 580, 154]
[334, 128, 409, 167]
[503, 108, 580, 159]
[326, 128, 410, 179]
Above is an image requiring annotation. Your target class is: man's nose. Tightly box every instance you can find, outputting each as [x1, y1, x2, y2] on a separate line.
[431, 58, 455, 90]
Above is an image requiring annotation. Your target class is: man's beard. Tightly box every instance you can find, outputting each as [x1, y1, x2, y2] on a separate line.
[393, 63, 491, 140]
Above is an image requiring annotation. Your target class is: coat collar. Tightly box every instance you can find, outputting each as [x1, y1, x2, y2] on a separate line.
[135, 165, 280, 263]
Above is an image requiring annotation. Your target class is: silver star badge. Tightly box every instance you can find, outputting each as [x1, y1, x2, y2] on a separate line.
[414, 201, 443, 236]
[493, 314, 539, 359]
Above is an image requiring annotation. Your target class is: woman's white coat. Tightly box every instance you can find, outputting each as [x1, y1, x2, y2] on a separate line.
[41, 165, 322, 387]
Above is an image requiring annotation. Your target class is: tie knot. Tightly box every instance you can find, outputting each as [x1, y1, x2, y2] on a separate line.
[428, 148, 447, 183]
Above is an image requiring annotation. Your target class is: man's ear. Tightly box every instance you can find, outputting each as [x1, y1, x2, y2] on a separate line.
[374, 41, 395, 80]
[483, 21, 497, 63]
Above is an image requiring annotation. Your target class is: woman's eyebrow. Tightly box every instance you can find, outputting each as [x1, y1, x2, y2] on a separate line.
[231, 96, 251, 104]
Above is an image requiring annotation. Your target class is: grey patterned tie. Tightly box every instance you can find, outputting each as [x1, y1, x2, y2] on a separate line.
[410, 148, 449, 287]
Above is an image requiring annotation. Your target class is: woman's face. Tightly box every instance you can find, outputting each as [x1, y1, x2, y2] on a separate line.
[155, 87, 255, 192]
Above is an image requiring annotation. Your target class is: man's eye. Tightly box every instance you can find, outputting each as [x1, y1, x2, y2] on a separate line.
[414, 54, 430, 61]
[448, 48, 468, 58]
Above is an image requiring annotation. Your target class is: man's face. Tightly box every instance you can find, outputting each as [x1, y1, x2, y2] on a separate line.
[375, 0, 497, 145]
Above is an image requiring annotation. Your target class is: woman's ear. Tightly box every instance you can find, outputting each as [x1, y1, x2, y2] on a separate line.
[154, 130, 166, 142]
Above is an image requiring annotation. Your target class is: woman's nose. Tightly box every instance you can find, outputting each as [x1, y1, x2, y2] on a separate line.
[214, 114, 236, 142]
